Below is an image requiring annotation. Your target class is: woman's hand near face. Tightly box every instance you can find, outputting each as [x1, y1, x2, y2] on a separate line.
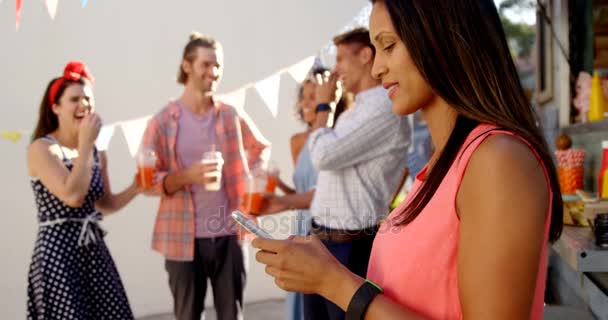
[78, 113, 102, 150]
[314, 71, 341, 105]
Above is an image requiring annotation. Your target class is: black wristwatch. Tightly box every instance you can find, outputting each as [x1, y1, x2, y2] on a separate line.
[315, 103, 332, 113]
[345, 280, 383, 320]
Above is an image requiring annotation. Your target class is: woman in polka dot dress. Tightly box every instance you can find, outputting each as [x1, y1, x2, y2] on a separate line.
[26, 61, 142, 319]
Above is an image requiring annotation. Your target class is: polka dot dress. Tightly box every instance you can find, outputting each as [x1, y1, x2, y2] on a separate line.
[26, 137, 134, 320]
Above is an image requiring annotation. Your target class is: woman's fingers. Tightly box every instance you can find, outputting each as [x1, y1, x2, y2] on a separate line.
[255, 249, 280, 266]
[315, 73, 324, 85]
[252, 237, 289, 253]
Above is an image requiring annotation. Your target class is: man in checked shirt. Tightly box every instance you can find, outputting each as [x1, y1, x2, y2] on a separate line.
[304, 27, 411, 320]
[140, 32, 270, 320]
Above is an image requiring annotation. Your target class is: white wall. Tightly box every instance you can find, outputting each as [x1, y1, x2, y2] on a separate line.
[0, 0, 367, 318]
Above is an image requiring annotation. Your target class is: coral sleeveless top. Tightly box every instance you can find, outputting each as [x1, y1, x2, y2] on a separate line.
[367, 124, 552, 319]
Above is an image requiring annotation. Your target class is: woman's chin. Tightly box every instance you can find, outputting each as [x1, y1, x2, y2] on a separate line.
[391, 103, 416, 116]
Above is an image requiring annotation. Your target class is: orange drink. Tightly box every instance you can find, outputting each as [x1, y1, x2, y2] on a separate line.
[242, 192, 264, 215]
[265, 175, 278, 193]
[136, 148, 157, 189]
[137, 166, 156, 188]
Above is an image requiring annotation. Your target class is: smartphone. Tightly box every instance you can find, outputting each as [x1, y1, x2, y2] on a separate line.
[231, 210, 274, 239]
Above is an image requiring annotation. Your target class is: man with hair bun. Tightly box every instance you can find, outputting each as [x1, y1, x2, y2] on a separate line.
[141, 32, 270, 320]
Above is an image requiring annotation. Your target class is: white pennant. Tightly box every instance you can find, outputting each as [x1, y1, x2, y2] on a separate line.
[255, 74, 281, 117]
[120, 116, 151, 157]
[287, 56, 315, 83]
[95, 124, 115, 151]
[217, 88, 247, 112]
[45, 0, 59, 19]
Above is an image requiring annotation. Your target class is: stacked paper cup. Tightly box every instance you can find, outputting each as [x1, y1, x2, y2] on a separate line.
[555, 149, 586, 194]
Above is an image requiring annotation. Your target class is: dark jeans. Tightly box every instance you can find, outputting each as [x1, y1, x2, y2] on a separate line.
[165, 236, 245, 320]
[303, 230, 376, 320]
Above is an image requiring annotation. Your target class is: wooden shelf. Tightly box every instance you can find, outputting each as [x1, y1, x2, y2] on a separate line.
[552, 226, 608, 272]
[561, 119, 608, 135]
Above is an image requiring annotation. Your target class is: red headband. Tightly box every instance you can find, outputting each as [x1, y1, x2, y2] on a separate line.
[48, 61, 95, 105]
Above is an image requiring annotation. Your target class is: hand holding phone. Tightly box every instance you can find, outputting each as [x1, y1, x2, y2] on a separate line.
[232, 210, 274, 239]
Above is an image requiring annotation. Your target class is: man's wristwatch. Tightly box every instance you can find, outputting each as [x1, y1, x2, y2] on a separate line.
[315, 103, 332, 113]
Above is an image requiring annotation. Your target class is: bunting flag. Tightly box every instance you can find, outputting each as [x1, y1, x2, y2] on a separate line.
[95, 124, 115, 151]
[0, 130, 24, 143]
[16, 0, 22, 30]
[217, 88, 247, 112]
[120, 116, 151, 157]
[82, 0, 88, 7]
[255, 74, 281, 117]
[45, 0, 58, 19]
[287, 56, 315, 83]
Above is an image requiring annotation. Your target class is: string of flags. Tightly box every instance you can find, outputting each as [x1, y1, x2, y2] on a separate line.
[4, 0, 323, 149]
[0, 55, 319, 156]
[0, 130, 24, 143]
[2, 2, 372, 156]
[13, 0, 90, 30]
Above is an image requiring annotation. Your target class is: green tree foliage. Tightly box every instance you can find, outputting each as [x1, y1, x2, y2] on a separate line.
[498, 0, 536, 58]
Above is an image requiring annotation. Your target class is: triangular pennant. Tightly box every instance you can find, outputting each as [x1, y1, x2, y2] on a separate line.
[255, 74, 281, 117]
[120, 116, 151, 157]
[95, 124, 115, 151]
[45, 0, 58, 19]
[82, 0, 88, 7]
[0, 130, 23, 143]
[287, 56, 315, 83]
[16, 0, 22, 30]
[217, 88, 247, 112]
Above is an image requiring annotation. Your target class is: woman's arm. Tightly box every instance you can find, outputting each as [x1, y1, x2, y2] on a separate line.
[253, 135, 551, 320]
[456, 135, 548, 319]
[254, 236, 426, 320]
[28, 139, 94, 208]
[95, 151, 141, 214]
[258, 190, 314, 215]
[277, 177, 296, 195]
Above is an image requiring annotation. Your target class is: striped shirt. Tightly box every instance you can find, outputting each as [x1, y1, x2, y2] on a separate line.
[309, 86, 411, 230]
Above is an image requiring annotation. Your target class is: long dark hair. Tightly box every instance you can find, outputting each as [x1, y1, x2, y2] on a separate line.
[32, 78, 85, 141]
[375, 0, 562, 241]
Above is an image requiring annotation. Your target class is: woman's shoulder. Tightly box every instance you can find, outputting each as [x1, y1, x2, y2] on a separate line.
[290, 131, 311, 151]
[290, 131, 310, 145]
[471, 133, 541, 171]
[27, 138, 57, 177]
[460, 132, 549, 209]
[28, 137, 53, 156]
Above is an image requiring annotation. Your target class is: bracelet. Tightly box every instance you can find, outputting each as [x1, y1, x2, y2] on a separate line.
[345, 280, 383, 320]
[315, 103, 332, 113]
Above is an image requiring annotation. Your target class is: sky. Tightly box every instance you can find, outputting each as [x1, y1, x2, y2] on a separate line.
[494, 0, 536, 25]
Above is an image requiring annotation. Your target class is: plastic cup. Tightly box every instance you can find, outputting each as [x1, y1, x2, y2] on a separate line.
[137, 148, 157, 188]
[265, 161, 280, 193]
[201, 151, 224, 191]
[242, 168, 268, 215]
[265, 175, 278, 193]
[241, 192, 264, 214]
